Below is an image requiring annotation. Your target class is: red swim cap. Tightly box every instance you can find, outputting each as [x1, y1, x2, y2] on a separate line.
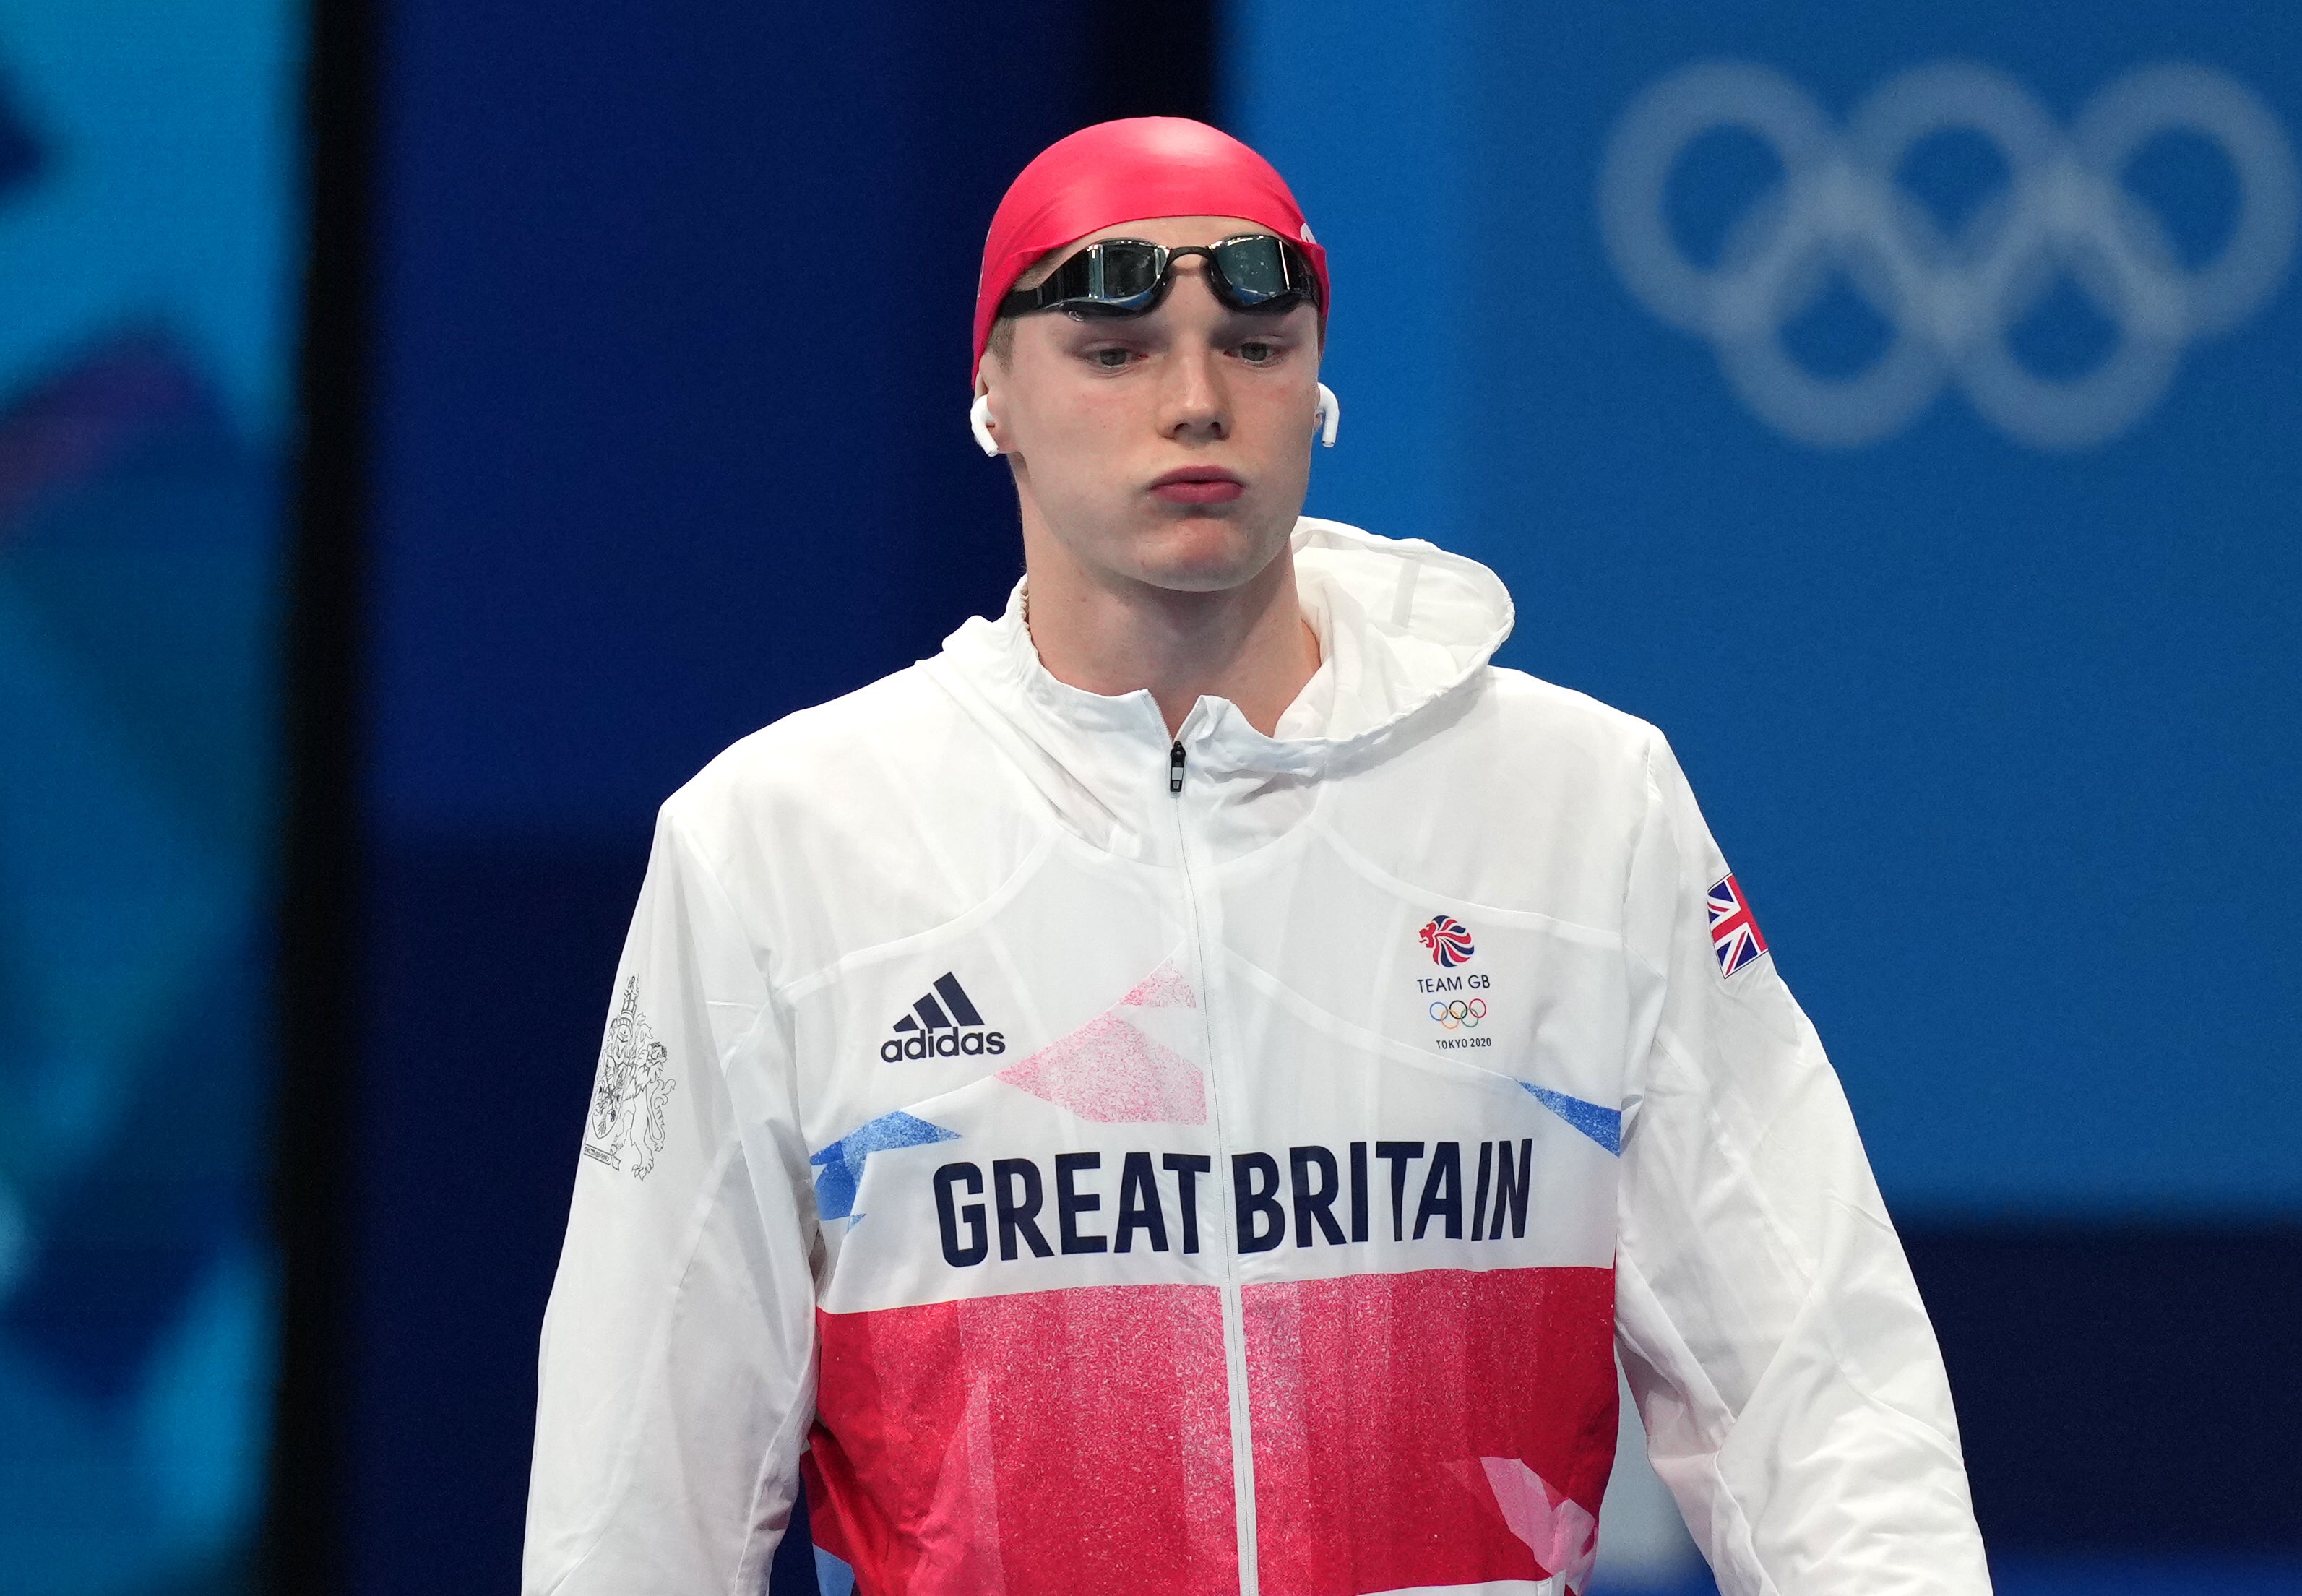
[972, 117, 1329, 382]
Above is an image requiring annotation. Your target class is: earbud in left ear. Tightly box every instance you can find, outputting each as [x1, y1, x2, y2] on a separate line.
[970, 393, 999, 457]
[1314, 383, 1340, 447]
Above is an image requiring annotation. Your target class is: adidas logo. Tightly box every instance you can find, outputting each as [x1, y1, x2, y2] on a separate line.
[881, 973, 1006, 1063]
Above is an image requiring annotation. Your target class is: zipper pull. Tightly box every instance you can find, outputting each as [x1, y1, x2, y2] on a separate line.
[1168, 741, 1186, 795]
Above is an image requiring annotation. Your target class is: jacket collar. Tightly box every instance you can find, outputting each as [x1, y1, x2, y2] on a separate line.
[928, 519, 1514, 854]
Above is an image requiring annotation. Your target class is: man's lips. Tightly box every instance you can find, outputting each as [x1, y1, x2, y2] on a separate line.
[1149, 467, 1245, 505]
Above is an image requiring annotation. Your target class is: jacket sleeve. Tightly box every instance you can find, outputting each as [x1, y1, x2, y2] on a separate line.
[1613, 733, 1990, 1596]
[523, 808, 819, 1595]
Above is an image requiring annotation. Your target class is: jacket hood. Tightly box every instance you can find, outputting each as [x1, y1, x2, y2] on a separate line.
[927, 519, 1514, 857]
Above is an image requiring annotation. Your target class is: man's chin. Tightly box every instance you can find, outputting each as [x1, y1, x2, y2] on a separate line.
[1126, 518, 1292, 595]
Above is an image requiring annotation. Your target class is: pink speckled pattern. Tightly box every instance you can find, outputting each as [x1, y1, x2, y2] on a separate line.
[804, 1285, 1237, 1595]
[996, 961, 1207, 1123]
[999, 1014, 1208, 1125]
[1242, 1267, 1618, 1595]
[1118, 959, 1198, 1009]
[1480, 1456, 1600, 1593]
[913, 1381, 1007, 1592]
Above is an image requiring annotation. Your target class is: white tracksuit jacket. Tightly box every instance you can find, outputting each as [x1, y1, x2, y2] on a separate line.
[524, 521, 1989, 1596]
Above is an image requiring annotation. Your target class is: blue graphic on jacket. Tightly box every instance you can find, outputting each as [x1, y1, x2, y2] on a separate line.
[1520, 1084, 1621, 1156]
[811, 1112, 960, 1222]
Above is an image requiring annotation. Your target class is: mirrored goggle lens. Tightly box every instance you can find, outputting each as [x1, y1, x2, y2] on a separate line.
[1209, 236, 1296, 303]
[1086, 241, 1165, 303]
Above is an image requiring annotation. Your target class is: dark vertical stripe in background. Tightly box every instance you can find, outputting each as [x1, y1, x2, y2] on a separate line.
[1091, 0, 1219, 125]
[264, 0, 371, 1589]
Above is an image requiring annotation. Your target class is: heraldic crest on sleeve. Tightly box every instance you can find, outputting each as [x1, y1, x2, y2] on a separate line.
[583, 978, 677, 1178]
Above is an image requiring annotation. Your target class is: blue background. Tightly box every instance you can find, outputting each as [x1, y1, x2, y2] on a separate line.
[1230, 0, 2302, 1218]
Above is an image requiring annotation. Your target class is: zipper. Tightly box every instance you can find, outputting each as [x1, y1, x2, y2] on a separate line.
[1168, 735, 1261, 1593]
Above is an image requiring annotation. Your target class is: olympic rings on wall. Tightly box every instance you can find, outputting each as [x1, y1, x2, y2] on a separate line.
[1430, 998, 1487, 1030]
[1598, 61, 2299, 449]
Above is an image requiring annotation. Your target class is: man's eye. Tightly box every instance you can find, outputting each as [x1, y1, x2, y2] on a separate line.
[1236, 342, 1275, 364]
[1091, 348, 1133, 368]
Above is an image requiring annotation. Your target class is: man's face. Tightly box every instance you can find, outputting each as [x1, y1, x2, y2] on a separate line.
[983, 215, 1322, 596]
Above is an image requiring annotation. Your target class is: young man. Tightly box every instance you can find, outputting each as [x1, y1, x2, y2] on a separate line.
[525, 118, 1989, 1596]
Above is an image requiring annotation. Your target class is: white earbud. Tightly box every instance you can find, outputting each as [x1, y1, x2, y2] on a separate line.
[1314, 382, 1340, 447]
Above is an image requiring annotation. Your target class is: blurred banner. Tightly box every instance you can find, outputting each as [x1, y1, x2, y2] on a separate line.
[0, 3, 304, 1592]
[1229, 0, 2301, 1221]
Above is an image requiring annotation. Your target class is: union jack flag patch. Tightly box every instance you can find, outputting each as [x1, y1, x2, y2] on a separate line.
[1705, 874, 1768, 978]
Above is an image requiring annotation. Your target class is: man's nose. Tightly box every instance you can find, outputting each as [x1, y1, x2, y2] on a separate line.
[1161, 345, 1227, 439]
[1160, 266, 1228, 439]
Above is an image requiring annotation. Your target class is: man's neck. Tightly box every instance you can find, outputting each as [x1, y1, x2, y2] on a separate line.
[1020, 539, 1321, 739]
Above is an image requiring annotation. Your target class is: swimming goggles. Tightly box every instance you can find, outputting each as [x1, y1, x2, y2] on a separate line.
[998, 233, 1320, 320]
